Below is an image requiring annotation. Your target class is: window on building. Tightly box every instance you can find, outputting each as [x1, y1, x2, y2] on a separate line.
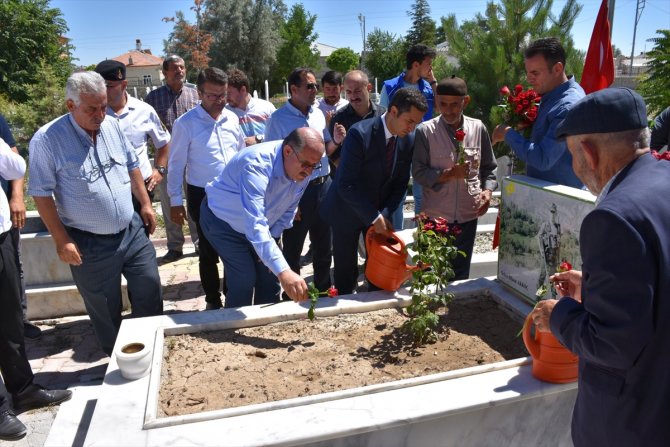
[143, 75, 152, 85]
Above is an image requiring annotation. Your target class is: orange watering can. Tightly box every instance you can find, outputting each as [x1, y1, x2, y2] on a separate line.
[522, 313, 578, 383]
[365, 227, 413, 291]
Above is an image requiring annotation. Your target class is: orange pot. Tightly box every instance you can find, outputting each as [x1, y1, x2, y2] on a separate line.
[522, 313, 578, 384]
[365, 228, 413, 291]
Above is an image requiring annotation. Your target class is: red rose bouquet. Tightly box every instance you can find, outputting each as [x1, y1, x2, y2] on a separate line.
[495, 84, 541, 138]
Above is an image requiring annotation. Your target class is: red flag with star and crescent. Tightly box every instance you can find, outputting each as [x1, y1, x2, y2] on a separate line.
[581, 0, 615, 94]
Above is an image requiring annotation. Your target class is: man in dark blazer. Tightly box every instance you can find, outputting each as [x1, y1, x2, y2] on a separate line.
[531, 87, 670, 446]
[321, 88, 427, 295]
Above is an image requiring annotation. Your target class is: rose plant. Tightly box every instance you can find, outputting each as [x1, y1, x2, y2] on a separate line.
[307, 283, 338, 321]
[404, 214, 463, 344]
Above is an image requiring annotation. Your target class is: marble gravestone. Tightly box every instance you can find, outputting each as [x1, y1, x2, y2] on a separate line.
[497, 175, 596, 304]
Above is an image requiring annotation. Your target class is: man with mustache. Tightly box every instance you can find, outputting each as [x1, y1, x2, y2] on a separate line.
[28, 71, 162, 356]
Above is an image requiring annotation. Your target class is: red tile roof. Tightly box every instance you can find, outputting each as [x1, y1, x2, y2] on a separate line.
[111, 50, 163, 67]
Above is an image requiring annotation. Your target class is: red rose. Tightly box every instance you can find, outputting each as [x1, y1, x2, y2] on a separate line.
[558, 260, 573, 272]
[526, 109, 537, 121]
[515, 84, 523, 94]
[423, 221, 435, 231]
[454, 129, 466, 142]
[435, 217, 447, 225]
[500, 86, 511, 96]
[327, 286, 338, 297]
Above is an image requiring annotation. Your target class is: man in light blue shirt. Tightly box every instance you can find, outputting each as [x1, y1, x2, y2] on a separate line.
[264, 68, 346, 295]
[492, 37, 584, 188]
[28, 72, 162, 356]
[200, 127, 325, 307]
[168, 67, 245, 310]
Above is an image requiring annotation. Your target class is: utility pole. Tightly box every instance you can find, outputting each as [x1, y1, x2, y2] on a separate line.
[629, 0, 646, 75]
[358, 13, 366, 69]
[607, 0, 615, 36]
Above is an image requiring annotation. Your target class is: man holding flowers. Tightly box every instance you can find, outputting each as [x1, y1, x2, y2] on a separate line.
[492, 37, 584, 188]
[413, 76, 498, 280]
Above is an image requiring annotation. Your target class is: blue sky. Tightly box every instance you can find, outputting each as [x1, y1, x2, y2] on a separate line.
[51, 0, 669, 67]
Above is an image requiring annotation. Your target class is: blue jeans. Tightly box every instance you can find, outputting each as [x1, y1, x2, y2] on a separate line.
[413, 181, 423, 215]
[68, 213, 162, 355]
[200, 200, 280, 308]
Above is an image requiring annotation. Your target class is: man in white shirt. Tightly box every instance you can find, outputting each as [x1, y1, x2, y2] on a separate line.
[168, 68, 245, 310]
[315, 70, 348, 125]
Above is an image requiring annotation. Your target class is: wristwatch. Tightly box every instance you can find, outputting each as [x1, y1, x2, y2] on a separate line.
[255, 134, 264, 144]
[156, 165, 167, 176]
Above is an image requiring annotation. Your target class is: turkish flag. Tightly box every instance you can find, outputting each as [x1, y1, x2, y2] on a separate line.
[581, 0, 614, 94]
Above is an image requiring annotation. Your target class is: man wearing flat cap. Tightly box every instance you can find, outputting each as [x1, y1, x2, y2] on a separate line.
[413, 76, 497, 280]
[530, 87, 670, 446]
[94, 60, 171, 219]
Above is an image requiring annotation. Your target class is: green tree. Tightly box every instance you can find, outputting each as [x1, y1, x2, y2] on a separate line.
[164, 2, 213, 81]
[201, 0, 285, 91]
[326, 47, 359, 73]
[637, 29, 670, 116]
[271, 3, 320, 90]
[0, 0, 73, 102]
[405, 0, 436, 49]
[441, 0, 583, 132]
[365, 28, 405, 83]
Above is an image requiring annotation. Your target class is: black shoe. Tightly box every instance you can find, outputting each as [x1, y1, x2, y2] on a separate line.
[12, 384, 72, 413]
[205, 299, 223, 310]
[23, 321, 42, 340]
[299, 248, 313, 267]
[161, 250, 183, 263]
[0, 410, 26, 441]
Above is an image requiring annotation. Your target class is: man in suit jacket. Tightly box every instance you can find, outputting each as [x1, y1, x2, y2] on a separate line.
[321, 88, 427, 295]
[531, 87, 670, 446]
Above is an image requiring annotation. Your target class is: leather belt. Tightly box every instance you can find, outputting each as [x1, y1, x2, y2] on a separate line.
[310, 175, 328, 186]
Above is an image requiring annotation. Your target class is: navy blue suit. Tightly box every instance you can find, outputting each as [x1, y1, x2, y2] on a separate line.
[321, 116, 414, 294]
[550, 153, 670, 446]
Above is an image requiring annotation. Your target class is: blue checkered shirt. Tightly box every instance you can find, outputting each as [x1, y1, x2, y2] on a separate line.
[28, 114, 140, 235]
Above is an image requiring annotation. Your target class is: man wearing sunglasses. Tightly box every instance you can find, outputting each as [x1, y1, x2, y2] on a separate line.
[264, 68, 346, 296]
[168, 67, 245, 311]
[200, 127, 325, 306]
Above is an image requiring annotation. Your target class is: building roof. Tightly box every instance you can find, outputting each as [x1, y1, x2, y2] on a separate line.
[314, 42, 340, 58]
[111, 50, 163, 67]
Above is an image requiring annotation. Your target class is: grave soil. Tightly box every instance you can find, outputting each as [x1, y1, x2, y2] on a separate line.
[159, 296, 527, 417]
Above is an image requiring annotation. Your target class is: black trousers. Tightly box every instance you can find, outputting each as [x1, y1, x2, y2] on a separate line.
[282, 177, 332, 292]
[331, 223, 367, 295]
[186, 185, 225, 303]
[0, 230, 34, 412]
[451, 218, 478, 281]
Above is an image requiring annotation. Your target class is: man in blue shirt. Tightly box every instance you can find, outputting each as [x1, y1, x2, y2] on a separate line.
[264, 68, 346, 295]
[200, 127, 325, 307]
[28, 72, 162, 356]
[492, 37, 585, 188]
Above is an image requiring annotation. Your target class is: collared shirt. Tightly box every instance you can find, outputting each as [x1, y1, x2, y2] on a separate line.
[329, 101, 385, 136]
[225, 96, 276, 139]
[205, 140, 313, 275]
[0, 114, 17, 194]
[0, 138, 26, 233]
[28, 114, 139, 234]
[264, 100, 332, 178]
[505, 77, 585, 188]
[144, 84, 199, 132]
[315, 97, 348, 117]
[106, 95, 171, 180]
[167, 105, 245, 205]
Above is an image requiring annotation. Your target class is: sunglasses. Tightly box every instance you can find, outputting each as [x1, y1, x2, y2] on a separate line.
[292, 148, 322, 171]
[304, 83, 319, 90]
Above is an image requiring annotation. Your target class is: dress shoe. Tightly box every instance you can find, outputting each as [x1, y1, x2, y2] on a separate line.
[0, 410, 26, 441]
[161, 250, 183, 263]
[205, 299, 223, 310]
[23, 321, 42, 340]
[12, 384, 72, 413]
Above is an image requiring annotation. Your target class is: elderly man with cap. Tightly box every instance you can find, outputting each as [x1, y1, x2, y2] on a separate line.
[413, 76, 497, 280]
[530, 87, 670, 446]
[94, 60, 171, 218]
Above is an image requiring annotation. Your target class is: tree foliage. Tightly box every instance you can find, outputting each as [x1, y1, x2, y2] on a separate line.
[0, 0, 72, 102]
[636, 29, 670, 116]
[441, 0, 583, 132]
[405, 0, 436, 49]
[271, 3, 320, 90]
[326, 47, 359, 73]
[364, 28, 405, 83]
[201, 0, 285, 91]
[164, 3, 212, 81]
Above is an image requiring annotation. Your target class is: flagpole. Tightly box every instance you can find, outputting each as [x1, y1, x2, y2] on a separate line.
[608, 0, 615, 36]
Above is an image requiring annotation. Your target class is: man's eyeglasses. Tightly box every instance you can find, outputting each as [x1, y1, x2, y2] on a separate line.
[201, 92, 227, 101]
[304, 83, 318, 91]
[292, 148, 322, 171]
